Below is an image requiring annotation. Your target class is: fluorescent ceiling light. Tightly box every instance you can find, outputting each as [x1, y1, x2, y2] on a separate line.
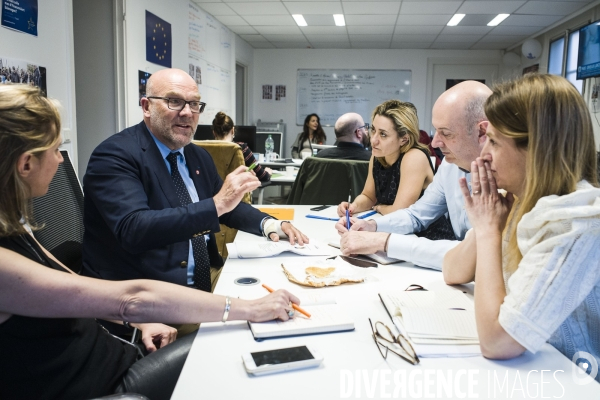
[333, 14, 345, 26]
[487, 14, 510, 26]
[292, 14, 307, 27]
[447, 14, 465, 26]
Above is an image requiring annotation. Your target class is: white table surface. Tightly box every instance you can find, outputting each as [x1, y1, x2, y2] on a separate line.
[172, 205, 600, 399]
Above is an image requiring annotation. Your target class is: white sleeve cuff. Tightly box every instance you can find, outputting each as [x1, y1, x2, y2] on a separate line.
[263, 219, 287, 240]
[386, 234, 460, 272]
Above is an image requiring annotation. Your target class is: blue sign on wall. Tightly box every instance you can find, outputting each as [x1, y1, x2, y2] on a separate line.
[145, 10, 171, 68]
[1, 0, 38, 36]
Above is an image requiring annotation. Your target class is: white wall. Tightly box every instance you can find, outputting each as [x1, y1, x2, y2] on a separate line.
[252, 48, 502, 157]
[505, 7, 600, 149]
[123, 0, 191, 127]
[235, 35, 254, 125]
[122, 0, 237, 127]
[0, 0, 77, 169]
[73, 0, 117, 176]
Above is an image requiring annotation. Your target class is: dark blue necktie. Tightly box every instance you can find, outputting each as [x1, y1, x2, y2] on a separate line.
[166, 152, 211, 292]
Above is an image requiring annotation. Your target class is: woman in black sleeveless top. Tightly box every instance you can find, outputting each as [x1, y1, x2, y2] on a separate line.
[0, 85, 299, 400]
[337, 100, 434, 217]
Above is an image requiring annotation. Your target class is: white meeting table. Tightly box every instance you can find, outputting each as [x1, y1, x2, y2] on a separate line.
[172, 205, 600, 399]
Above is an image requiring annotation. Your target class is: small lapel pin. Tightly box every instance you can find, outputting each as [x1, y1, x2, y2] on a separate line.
[196, 170, 200, 175]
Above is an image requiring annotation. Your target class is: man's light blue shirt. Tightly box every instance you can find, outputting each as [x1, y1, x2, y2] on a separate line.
[150, 132, 202, 285]
[375, 159, 472, 271]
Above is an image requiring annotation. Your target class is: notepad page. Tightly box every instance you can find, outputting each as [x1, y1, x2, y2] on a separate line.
[381, 291, 474, 316]
[296, 292, 337, 306]
[249, 304, 354, 338]
[231, 241, 331, 258]
[401, 308, 478, 339]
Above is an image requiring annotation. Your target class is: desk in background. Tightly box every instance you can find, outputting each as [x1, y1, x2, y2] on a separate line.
[256, 174, 296, 205]
[172, 205, 600, 399]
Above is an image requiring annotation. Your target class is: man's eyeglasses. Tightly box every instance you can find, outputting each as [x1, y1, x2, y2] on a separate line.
[358, 123, 370, 132]
[405, 284, 427, 292]
[369, 318, 419, 365]
[146, 96, 206, 114]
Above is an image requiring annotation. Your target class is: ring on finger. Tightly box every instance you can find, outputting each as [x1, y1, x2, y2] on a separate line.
[473, 191, 480, 195]
[288, 309, 295, 318]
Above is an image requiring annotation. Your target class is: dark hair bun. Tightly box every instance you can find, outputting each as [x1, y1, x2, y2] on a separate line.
[212, 111, 234, 139]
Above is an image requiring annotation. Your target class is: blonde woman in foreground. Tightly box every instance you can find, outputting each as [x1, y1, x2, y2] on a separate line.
[443, 74, 600, 382]
[0, 84, 299, 399]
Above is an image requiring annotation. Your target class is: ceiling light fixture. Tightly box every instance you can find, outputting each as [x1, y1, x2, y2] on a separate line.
[487, 14, 510, 26]
[292, 14, 307, 27]
[447, 14, 465, 26]
[333, 14, 345, 26]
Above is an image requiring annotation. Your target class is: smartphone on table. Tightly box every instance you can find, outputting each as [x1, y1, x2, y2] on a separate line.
[242, 345, 323, 376]
[310, 205, 330, 211]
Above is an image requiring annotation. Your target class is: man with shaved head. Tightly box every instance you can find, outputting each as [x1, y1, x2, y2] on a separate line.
[82, 68, 307, 293]
[315, 112, 371, 161]
[336, 81, 492, 271]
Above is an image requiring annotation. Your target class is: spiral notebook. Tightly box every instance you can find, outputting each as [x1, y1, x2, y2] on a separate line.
[248, 293, 354, 340]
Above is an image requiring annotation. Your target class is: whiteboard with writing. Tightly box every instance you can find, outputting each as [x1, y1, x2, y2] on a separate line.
[188, 2, 233, 124]
[297, 69, 412, 126]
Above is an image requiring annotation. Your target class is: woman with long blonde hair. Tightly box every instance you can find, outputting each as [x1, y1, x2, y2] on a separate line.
[443, 74, 600, 381]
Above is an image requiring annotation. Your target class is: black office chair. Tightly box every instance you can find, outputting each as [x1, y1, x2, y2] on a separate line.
[31, 150, 140, 343]
[287, 157, 369, 205]
[32, 150, 84, 273]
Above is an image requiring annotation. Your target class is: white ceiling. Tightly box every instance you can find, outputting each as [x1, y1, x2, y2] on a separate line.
[191, 0, 598, 50]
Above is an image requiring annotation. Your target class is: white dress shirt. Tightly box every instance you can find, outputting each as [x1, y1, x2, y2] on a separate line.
[375, 159, 472, 271]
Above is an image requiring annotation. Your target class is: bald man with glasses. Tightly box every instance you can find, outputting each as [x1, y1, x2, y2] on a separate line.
[315, 112, 371, 161]
[82, 68, 308, 295]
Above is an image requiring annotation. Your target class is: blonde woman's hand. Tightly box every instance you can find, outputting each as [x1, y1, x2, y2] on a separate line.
[459, 158, 514, 235]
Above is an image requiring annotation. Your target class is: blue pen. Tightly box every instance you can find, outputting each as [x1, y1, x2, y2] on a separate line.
[357, 210, 377, 219]
[346, 209, 351, 230]
[305, 215, 339, 221]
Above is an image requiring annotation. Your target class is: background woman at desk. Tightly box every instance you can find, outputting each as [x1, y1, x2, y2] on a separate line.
[212, 111, 272, 182]
[443, 74, 600, 380]
[0, 85, 299, 399]
[337, 100, 434, 217]
[291, 113, 327, 158]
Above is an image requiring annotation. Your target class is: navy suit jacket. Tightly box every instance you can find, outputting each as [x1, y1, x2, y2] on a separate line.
[82, 121, 268, 286]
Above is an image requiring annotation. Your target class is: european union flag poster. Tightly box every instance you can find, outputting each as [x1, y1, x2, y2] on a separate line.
[146, 10, 171, 68]
[1, 0, 38, 36]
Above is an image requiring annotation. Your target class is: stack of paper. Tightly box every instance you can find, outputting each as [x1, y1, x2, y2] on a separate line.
[226, 240, 332, 259]
[379, 291, 481, 357]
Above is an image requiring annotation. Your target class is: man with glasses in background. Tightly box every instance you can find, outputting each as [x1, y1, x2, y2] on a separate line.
[314, 112, 371, 161]
[82, 68, 308, 298]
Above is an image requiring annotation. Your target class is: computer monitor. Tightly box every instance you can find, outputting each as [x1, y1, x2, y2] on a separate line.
[255, 132, 283, 156]
[233, 125, 256, 151]
[577, 19, 600, 80]
[194, 124, 214, 141]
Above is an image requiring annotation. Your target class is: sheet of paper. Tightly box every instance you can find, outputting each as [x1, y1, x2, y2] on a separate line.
[382, 291, 474, 315]
[227, 240, 332, 258]
[391, 316, 480, 357]
[402, 308, 478, 339]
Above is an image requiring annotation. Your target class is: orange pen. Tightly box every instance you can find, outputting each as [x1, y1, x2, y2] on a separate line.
[262, 283, 311, 318]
